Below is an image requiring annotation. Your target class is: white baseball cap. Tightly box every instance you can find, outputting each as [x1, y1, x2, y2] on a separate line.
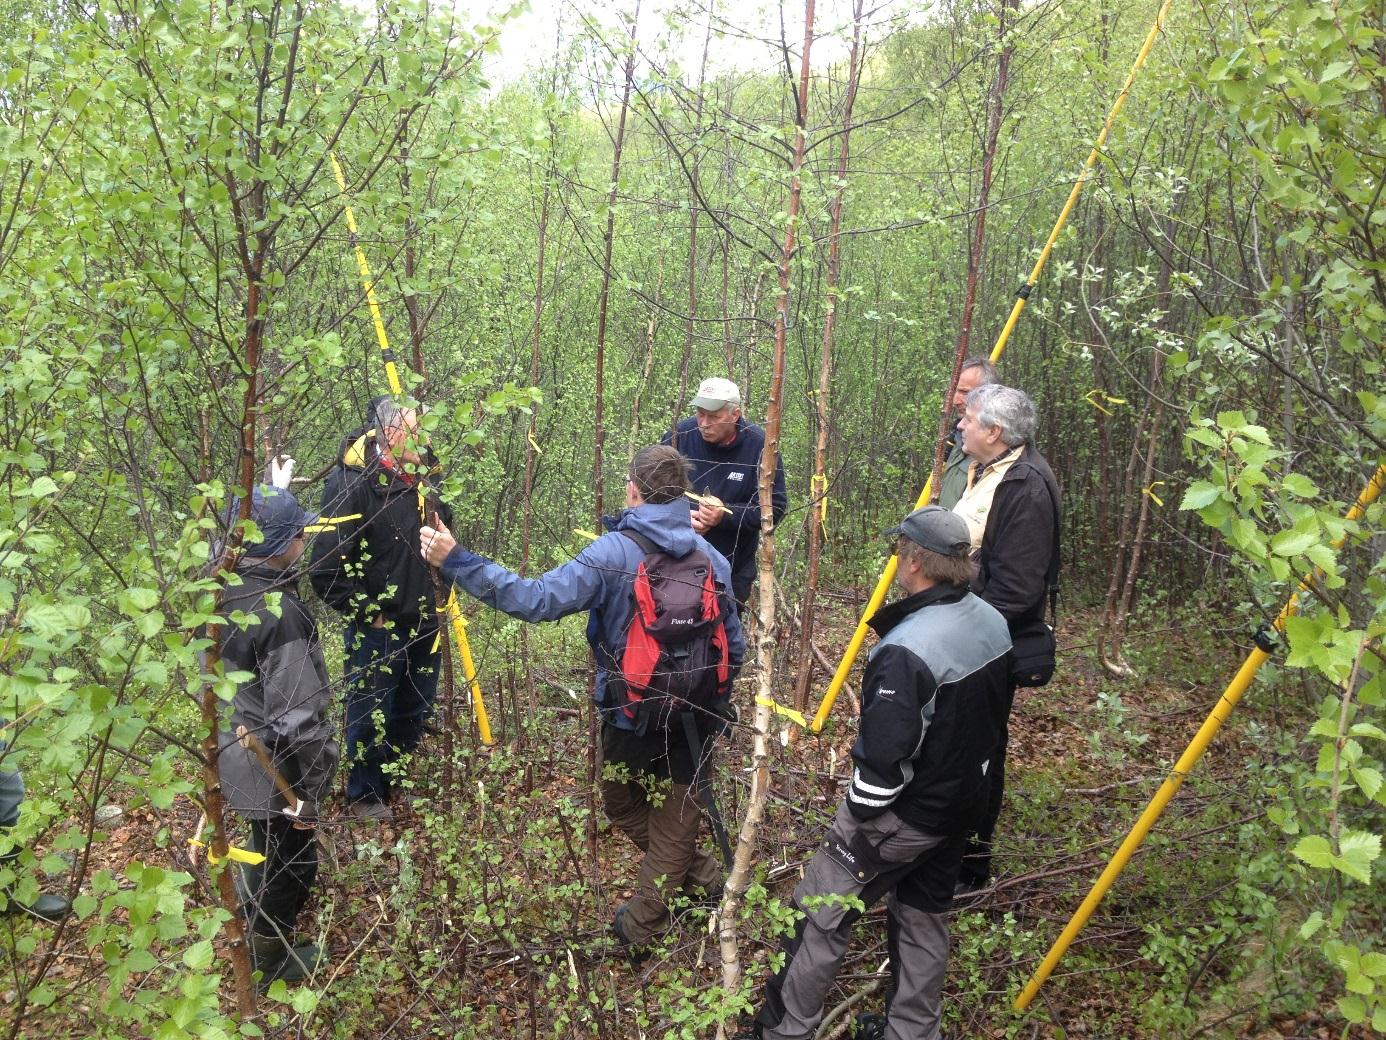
[690, 377, 742, 411]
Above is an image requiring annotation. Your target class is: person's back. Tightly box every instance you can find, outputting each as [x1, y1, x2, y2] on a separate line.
[217, 486, 337, 988]
[423, 445, 745, 955]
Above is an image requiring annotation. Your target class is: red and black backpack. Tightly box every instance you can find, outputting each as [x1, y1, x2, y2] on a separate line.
[612, 530, 732, 731]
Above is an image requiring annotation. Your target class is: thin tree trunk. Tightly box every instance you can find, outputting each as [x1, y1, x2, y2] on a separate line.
[1102, 216, 1178, 671]
[200, 274, 263, 1018]
[716, 0, 815, 1025]
[588, 0, 640, 872]
[672, 11, 714, 436]
[793, 0, 864, 712]
[520, 166, 552, 724]
[593, 3, 639, 525]
[928, 0, 1016, 495]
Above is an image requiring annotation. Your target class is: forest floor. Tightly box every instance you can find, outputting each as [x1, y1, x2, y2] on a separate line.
[11, 594, 1372, 1039]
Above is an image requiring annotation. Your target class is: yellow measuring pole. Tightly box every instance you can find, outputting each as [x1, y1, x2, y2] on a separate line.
[1014, 463, 1386, 1012]
[811, 0, 1177, 734]
[329, 152, 493, 746]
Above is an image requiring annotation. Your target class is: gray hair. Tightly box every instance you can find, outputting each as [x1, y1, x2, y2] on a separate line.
[371, 397, 412, 433]
[959, 357, 998, 384]
[966, 384, 1035, 446]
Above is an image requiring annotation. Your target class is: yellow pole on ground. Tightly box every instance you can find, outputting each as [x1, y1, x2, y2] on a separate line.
[328, 152, 493, 746]
[811, 0, 1177, 734]
[1013, 462, 1386, 1012]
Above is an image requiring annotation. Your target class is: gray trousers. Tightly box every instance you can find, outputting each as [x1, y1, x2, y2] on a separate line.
[757, 805, 955, 1040]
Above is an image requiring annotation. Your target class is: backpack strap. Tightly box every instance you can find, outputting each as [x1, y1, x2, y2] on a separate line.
[618, 529, 659, 556]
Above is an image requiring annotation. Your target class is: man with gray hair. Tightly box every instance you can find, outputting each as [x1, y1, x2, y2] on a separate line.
[310, 396, 450, 823]
[949, 383, 1061, 895]
[936, 357, 998, 510]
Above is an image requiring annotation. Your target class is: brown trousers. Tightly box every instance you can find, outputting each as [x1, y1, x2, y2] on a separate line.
[600, 723, 722, 944]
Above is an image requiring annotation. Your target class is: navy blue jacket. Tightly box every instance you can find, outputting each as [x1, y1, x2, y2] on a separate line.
[439, 500, 746, 731]
[662, 417, 788, 576]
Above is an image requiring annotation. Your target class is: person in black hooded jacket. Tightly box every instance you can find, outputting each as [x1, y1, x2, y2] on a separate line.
[309, 397, 451, 822]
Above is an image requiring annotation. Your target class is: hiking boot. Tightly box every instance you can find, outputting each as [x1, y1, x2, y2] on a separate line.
[1, 848, 72, 923]
[4, 890, 71, 923]
[610, 907, 650, 966]
[953, 875, 989, 902]
[349, 799, 394, 823]
[250, 932, 323, 990]
[853, 1012, 888, 1039]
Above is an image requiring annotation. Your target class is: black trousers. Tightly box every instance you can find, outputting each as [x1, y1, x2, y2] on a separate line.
[959, 682, 1015, 885]
[246, 817, 318, 937]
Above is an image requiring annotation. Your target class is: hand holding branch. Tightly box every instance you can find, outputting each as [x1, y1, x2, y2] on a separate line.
[420, 519, 457, 568]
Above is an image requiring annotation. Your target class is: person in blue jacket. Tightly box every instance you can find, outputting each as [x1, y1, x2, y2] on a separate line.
[663, 377, 788, 607]
[419, 445, 746, 953]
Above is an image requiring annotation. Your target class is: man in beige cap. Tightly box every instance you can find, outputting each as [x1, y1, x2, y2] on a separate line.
[663, 377, 787, 608]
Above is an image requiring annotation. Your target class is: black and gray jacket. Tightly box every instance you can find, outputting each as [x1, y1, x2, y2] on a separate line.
[308, 426, 451, 626]
[973, 443, 1061, 633]
[848, 583, 1012, 835]
[217, 565, 338, 822]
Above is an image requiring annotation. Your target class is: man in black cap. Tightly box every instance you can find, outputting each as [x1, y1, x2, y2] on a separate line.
[750, 506, 1012, 1040]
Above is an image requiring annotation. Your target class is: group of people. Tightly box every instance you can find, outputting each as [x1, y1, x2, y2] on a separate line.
[207, 363, 1060, 1038]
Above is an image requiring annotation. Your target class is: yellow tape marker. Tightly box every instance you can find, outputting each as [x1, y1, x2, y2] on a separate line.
[756, 696, 808, 729]
[188, 839, 267, 867]
[1142, 481, 1165, 507]
[574, 528, 600, 541]
[1083, 389, 1127, 415]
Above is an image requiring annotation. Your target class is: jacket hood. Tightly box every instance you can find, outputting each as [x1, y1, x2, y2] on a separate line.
[340, 426, 376, 471]
[613, 500, 701, 557]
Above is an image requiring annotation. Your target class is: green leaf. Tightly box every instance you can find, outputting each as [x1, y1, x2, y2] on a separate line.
[183, 939, 214, 970]
[1299, 910, 1324, 939]
[290, 987, 319, 1015]
[1337, 830, 1381, 884]
[1280, 473, 1319, 498]
[1291, 834, 1334, 869]
[1180, 482, 1223, 510]
[1350, 766, 1383, 802]
[1337, 994, 1366, 1023]
[1270, 524, 1319, 557]
[29, 476, 59, 498]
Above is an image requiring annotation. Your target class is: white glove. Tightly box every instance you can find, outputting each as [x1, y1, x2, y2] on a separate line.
[268, 455, 296, 489]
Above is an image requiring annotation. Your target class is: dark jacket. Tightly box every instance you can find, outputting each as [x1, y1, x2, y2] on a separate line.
[972, 444, 1061, 632]
[308, 427, 451, 625]
[439, 500, 746, 732]
[848, 583, 1012, 835]
[662, 417, 788, 577]
[217, 564, 338, 822]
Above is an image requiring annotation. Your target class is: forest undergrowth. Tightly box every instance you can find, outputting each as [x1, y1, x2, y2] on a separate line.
[8, 600, 1364, 1040]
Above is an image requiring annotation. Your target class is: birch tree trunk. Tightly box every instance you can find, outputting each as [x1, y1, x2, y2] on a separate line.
[929, 0, 1016, 493]
[587, 0, 640, 869]
[716, 1, 815, 1030]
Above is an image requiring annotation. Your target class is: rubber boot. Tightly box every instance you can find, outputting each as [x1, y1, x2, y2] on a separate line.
[250, 932, 323, 989]
[0, 848, 71, 923]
